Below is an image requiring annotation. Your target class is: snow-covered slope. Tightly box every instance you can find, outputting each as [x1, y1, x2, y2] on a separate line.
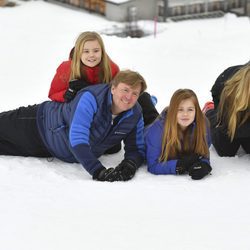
[0, 1, 250, 249]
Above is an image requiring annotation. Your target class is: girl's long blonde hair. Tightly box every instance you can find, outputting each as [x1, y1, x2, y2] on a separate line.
[217, 64, 250, 141]
[160, 89, 209, 162]
[70, 31, 112, 82]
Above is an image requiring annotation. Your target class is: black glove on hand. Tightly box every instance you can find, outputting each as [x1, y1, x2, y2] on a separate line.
[64, 79, 89, 102]
[93, 167, 115, 182]
[115, 159, 137, 181]
[93, 167, 123, 182]
[92, 159, 137, 182]
[189, 161, 212, 180]
[176, 154, 200, 175]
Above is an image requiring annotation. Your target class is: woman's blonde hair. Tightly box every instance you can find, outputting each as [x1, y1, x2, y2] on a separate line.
[217, 64, 250, 141]
[70, 31, 112, 82]
[160, 89, 209, 162]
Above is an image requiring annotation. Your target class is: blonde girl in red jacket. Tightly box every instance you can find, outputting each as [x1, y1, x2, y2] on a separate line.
[48, 31, 119, 102]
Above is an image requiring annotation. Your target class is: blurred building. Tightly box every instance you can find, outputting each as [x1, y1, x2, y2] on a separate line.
[159, 0, 250, 20]
[51, 0, 250, 21]
[0, 0, 7, 6]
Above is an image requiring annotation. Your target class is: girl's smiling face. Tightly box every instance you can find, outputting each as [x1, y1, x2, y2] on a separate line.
[81, 40, 102, 67]
[177, 98, 196, 130]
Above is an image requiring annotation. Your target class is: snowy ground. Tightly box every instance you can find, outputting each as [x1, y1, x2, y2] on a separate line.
[0, 1, 250, 250]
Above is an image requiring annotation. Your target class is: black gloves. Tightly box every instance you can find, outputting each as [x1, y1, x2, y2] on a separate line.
[176, 154, 200, 175]
[93, 159, 137, 182]
[64, 79, 89, 102]
[93, 167, 122, 182]
[115, 159, 137, 181]
[188, 161, 212, 180]
[176, 154, 212, 180]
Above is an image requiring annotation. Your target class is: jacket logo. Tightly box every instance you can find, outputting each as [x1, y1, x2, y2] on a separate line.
[115, 131, 127, 135]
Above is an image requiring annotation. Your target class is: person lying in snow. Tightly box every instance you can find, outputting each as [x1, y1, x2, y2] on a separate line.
[0, 70, 146, 182]
[145, 89, 212, 180]
[203, 62, 250, 157]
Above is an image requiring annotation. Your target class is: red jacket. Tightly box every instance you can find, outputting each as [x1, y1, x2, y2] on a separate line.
[48, 59, 120, 102]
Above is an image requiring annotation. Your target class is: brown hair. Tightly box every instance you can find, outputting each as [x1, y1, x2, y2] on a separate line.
[111, 69, 147, 94]
[70, 31, 112, 83]
[160, 89, 209, 162]
[217, 64, 250, 141]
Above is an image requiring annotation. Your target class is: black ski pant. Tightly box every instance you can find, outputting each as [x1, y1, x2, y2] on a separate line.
[138, 92, 159, 126]
[0, 105, 51, 157]
[206, 109, 250, 156]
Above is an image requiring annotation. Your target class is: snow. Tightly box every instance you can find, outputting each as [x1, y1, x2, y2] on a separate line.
[0, 1, 250, 249]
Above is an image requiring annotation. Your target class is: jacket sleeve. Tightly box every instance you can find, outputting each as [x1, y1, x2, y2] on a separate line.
[69, 92, 104, 176]
[123, 116, 145, 167]
[48, 61, 71, 102]
[144, 121, 177, 175]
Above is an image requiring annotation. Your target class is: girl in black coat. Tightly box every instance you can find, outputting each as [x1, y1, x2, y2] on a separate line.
[204, 62, 250, 156]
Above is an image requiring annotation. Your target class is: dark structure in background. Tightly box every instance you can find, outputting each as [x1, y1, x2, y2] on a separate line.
[161, 0, 250, 20]
[50, 0, 250, 21]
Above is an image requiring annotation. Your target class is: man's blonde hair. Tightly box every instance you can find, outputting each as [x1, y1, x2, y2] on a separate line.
[111, 70, 147, 94]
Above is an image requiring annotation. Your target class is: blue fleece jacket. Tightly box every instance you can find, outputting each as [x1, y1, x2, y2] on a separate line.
[37, 84, 145, 176]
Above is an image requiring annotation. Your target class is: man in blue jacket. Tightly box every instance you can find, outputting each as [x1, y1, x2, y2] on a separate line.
[0, 70, 147, 182]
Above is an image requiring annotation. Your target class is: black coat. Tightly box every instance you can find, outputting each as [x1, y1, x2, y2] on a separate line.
[211, 64, 243, 108]
[210, 63, 250, 139]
